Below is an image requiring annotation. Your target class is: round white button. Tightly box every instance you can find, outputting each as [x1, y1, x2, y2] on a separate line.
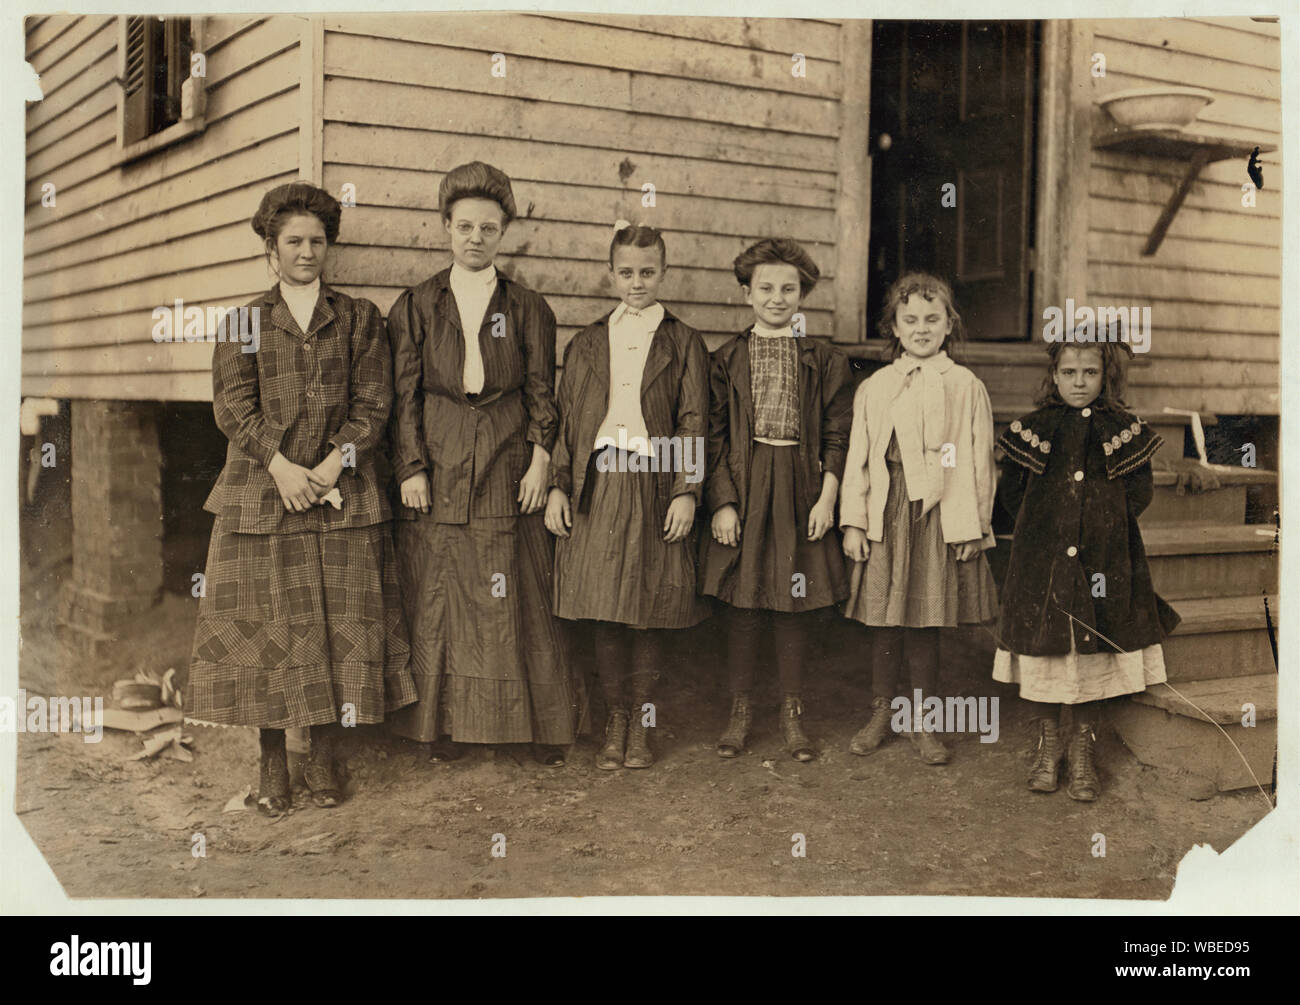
[1067, 546, 1078, 557]
[1074, 470, 1084, 481]
[1081, 407, 1091, 417]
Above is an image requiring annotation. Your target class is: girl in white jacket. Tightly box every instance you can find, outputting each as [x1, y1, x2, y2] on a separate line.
[839, 272, 998, 765]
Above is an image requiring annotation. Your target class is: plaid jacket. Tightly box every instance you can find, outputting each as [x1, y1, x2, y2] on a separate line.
[203, 283, 394, 534]
[389, 267, 559, 524]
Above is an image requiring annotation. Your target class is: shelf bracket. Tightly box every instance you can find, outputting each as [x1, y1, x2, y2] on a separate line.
[1142, 147, 1214, 256]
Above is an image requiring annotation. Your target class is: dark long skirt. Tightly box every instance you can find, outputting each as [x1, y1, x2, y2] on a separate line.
[555, 448, 710, 629]
[699, 441, 848, 612]
[386, 511, 579, 745]
[186, 524, 416, 729]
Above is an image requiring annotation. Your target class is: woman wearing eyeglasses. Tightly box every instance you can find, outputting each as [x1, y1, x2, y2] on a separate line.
[385, 161, 581, 767]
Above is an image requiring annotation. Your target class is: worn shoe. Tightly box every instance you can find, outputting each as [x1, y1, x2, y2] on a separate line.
[257, 728, 291, 817]
[780, 696, 817, 762]
[1066, 722, 1100, 801]
[908, 725, 951, 765]
[1027, 717, 1063, 792]
[624, 705, 654, 769]
[716, 693, 753, 758]
[596, 711, 628, 771]
[304, 724, 342, 808]
[850, 696, 895, 756]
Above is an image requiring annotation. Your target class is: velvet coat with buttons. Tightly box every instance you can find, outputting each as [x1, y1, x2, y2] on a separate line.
[387, 267, 559, 524]
[995, 400, 1180, 657]
[204, 283, 393, 534]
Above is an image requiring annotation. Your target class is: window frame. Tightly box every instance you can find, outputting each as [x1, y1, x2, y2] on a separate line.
[114, 15, 206, 165]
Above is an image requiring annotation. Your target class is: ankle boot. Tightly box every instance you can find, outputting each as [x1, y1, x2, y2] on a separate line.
[850, 695, 895, 756]
[1066, 722, 1100, 801]
[1027, 717, 1063, 792]
[304, 723, 342, 808]
[596, 710, 628, 771]
[780, 696, 816, 762]
[624, 703, 654, 769]
[906, 708, 950, 765]
[716, 693, 753, 758]
[257, 728, 291, 816]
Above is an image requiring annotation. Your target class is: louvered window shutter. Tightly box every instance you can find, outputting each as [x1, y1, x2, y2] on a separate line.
[122, 16, 160, 144]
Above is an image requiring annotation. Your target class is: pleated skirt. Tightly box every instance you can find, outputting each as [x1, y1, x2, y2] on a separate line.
[386, 511, 579, 745]
[186, 524, 416, 730]
[699, 441, 848, 612]
[843, 455, 998, 628]
[555, 449, 710, 629]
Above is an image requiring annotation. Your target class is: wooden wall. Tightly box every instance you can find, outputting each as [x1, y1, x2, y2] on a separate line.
[1085, 16, 1281, 416]
[319, 13, 846, 360]
[22, 15, 305, 401]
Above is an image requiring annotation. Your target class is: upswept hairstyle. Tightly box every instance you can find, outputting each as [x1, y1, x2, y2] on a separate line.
[609, 223, 667, 267]
[251, 182, 342, 245]
[877, 271, 965, 360]
[733, 237, 820, 297]
[438, 161, 517, 224]
[1035, 334, 1131, 410]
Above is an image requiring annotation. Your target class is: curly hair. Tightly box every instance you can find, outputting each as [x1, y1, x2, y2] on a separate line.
[251, 182, 342, 245]
[1035, 336, 1131, 409]
[609, 223, 667, 267]
[876, 271, 965, 360]
[733, 237, 820, 297]
[438, 161, 517, 224]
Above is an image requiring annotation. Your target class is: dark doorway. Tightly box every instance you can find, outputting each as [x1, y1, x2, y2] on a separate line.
[868, 21, 1038, 342]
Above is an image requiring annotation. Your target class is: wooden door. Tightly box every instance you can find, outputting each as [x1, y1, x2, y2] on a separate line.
[868, 21, 1037, 342]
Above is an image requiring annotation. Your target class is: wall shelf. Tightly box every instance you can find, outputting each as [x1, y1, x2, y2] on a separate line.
[1093, 128, 1277, 255]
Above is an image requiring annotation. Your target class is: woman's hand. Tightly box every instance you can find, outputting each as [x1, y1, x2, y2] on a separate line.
[268, 452, 320, 513]
[544, 488, 571, 538]
[951, 540, 979, 562]
[307, 447, 344, 497]
[807, 496, 836, 542]
[711, 504, 741, 548]
[401, 472, 431, 513]
[518, 445, 550, 514]
[842, 526, 869, 563]
[663, 494, 696, 543]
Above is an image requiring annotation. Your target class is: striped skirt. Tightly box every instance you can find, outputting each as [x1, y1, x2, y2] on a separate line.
[843, 455, 998, 628]
[555, 448, 710, 629]
[186, 524, 416, 729]
[386, 511, 580, 745]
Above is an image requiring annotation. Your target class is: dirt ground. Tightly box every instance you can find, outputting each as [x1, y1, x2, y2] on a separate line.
[14, 555, 1272, 903]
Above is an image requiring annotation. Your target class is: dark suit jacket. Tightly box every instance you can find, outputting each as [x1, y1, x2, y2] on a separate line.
[388, 267, 559, 524]
[204, 283, 393, 534]
[549, 307, 709, 518]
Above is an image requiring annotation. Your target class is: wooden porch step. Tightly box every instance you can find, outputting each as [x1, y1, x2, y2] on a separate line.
[1110, 674, 1276, 793]
[1143, 468, 1276, 526]
[1144, 524, 1278, 600]
[1162, 595, 1277, 682]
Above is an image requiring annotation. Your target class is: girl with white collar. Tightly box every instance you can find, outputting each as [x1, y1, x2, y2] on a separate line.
[839, 272, 998, 765]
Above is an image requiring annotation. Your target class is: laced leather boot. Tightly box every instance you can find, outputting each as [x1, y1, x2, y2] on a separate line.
[850, 695, 895, 756]
[596, 710, 628, 771]
[1027, 716, 1063, 792]
[781, 696, 816, 762]
[1066, 722, 1100, 801]
[716, 693, 753, 758]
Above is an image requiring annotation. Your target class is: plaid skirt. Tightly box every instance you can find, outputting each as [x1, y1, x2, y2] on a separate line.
[186, 523, 416, 729]
[843, 454, 998, 628]
[385, 511, 580, 745]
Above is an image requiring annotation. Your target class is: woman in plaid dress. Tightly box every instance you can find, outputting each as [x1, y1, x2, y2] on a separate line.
[187, 183, 415, 816]
[385, 162, 579, 766]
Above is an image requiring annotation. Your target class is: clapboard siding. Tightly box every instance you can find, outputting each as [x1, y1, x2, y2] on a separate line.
[321, 13, 844, 354]
[21, 15, 305, 399]
[1085, 17, 1281, 415]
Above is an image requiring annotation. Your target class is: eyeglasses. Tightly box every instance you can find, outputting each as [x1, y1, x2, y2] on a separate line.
[453, 222, 502, 238]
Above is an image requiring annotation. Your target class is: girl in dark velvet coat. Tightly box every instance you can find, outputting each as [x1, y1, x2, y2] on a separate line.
[993, 338, 1180, 801]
